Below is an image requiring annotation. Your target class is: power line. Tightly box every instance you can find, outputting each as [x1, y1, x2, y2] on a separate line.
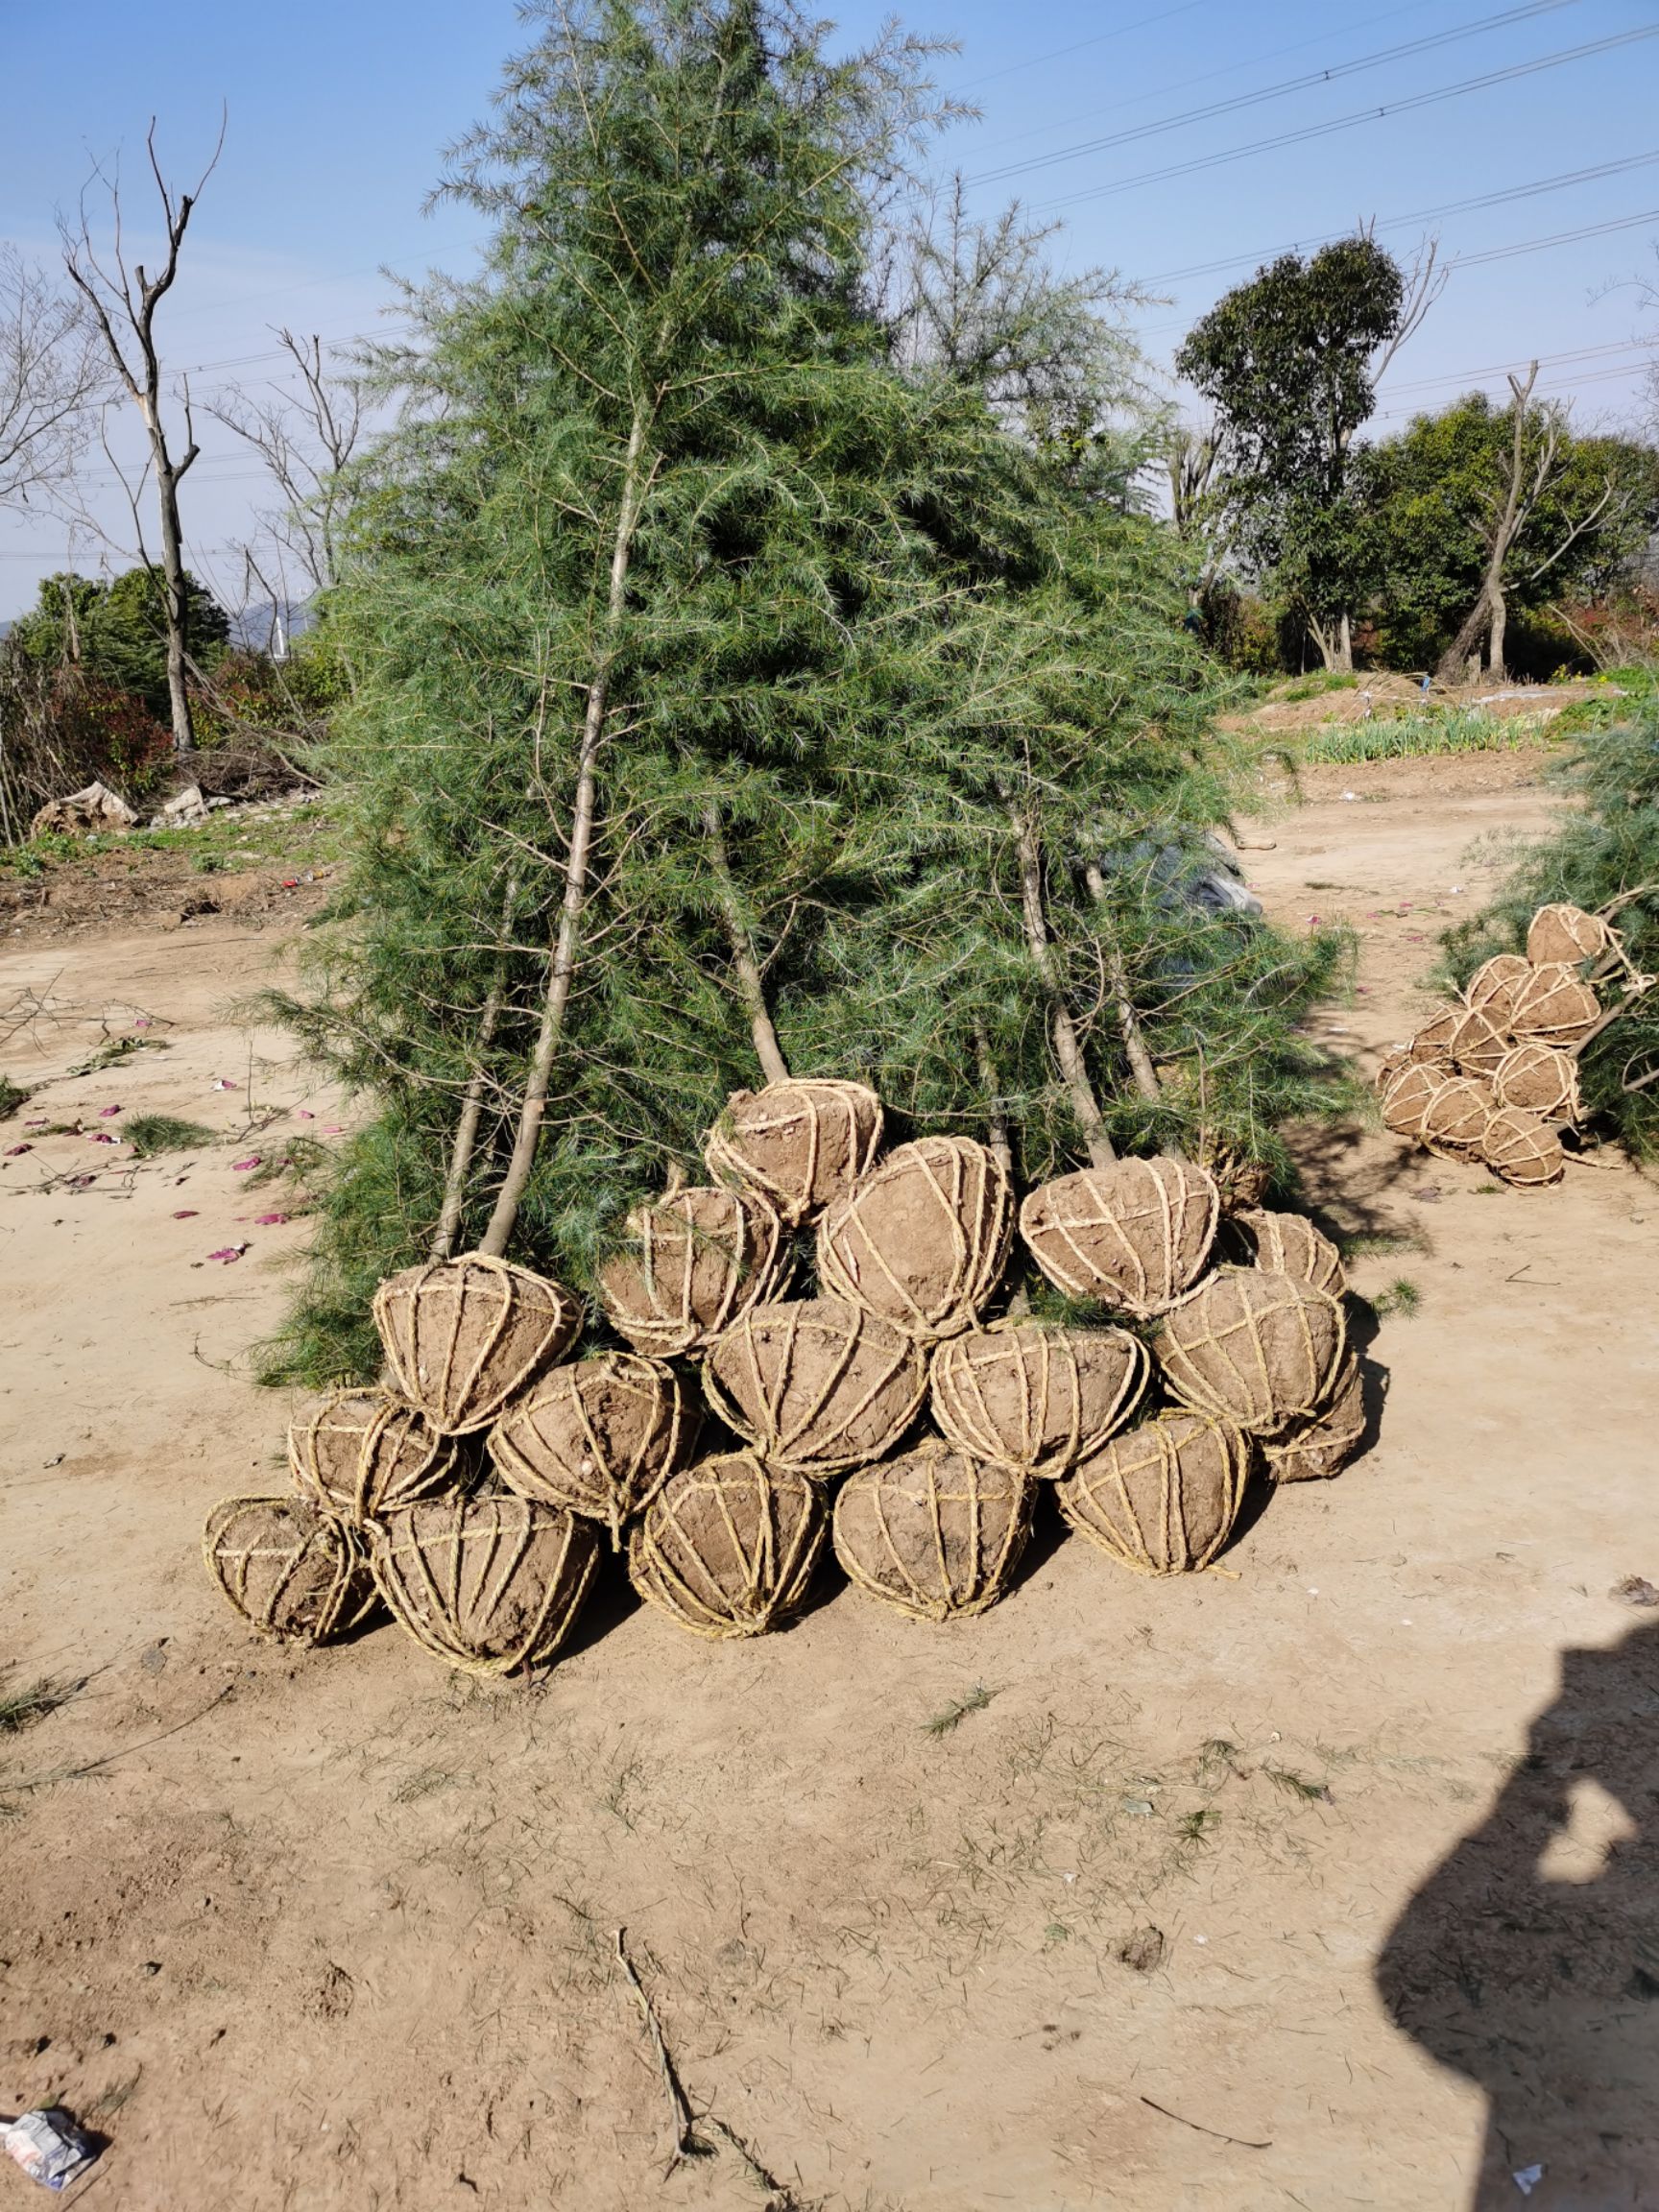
[944, 0, 1224, 94]
[1033, 25, 1659, 214]
[1455, 206, 1659, 266]
[970, 0, 1576, 189]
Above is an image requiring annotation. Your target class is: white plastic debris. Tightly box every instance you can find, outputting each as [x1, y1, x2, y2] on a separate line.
[1513, 2165, 1544, 2196]
[0, 2109, 99, 2191]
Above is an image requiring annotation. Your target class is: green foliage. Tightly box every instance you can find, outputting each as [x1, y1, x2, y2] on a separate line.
[1300, 708, 1559, 766]
[0, 1074, 28, 1119]
[124, 1113, 214, 1157]
[1352, 395, 1659, 673]
[1448, 699, 1659, 1157]
[10, 566, 230, 720]
[263, 0, 1357, 1384]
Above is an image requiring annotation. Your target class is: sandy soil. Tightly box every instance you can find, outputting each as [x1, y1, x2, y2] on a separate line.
[3, 751, 1656, 2212]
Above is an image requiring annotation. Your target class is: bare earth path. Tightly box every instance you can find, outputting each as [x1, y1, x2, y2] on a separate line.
[3, 751, 1655, 2211]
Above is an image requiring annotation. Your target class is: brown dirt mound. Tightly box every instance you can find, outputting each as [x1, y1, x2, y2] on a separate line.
[488, 1353, 697, 1549]
[1510, 962, 1600, 1049]
[831, 1440, 1036, 1623]
[627, 1452, 826, 1639]
[1019, 1157, 1220, 1317]
[598, 1181, 786, 1358]
[369, 1490, 599, 1677]
[287, 1388, 458, 1526]
[1159, 1268, 1347, 1435]
[928, 1320, 1149, 1477]
[1056, 1409, 1251, 1575]
[1528, 902, 1612, 967]
[1480, 1105, 1567, 1188]
[702, 1296, 927, 1476]
[1262, 1355, 1367, 1483]
[816, 1135, 1012, 1341]
[1466, 953, 1531, 1022]
[1228, 1206, 1347, 1296]
[704, 1078, 884, 1225]
[1494, 1042, 1582, 1123]
[373, 1255, 581, 1433]
[202, 1495, 377, 1647]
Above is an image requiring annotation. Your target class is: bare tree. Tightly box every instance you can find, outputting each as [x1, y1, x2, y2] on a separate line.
[61, 115, 226, 754]
[1166, 420, 1237, 608]
[208, 327, 365, 607]
[1435, 365, 1624, 684]
[0, 248, 103, 511]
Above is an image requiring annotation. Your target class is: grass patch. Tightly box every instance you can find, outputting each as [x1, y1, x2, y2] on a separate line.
[1277, 670, 1358, 703]
[66, 1035, 170, 1077]
[0, 805, 340, 883]
[244, 1135, 329, 1190]
[925, 1683, 998, 1737]
[125, 1113, 215, 1158]
[1372, 1277, 1422, 1318]
[1300, 708, 1558, 766]
[0, 1074, 29, 1120]
[0, 1674, 80, 1734]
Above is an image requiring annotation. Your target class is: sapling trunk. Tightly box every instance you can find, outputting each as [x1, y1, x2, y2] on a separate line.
[703, 799, 791, 1086]
[430, 873, 519, 1261]
[1082, 861, 1164, 1109]
[973, 1023, 1014, 1179]
[477, 409, 652, 1260]
[1012, 805, 1117, 1169]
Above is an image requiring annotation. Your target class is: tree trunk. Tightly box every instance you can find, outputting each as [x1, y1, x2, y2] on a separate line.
[430, 874, 518, 1260]
[973, 1023, 1014, 1180]
[1336, 610, 1354, 674]
[477, 408, 652, 1260]
[1082, 862, 1164, 1109]
[702, 800, 790, 1086]
[155, 462, 196, 753]
[1486, 591, 1507, 680]
[1013, 805, 1116, 1170]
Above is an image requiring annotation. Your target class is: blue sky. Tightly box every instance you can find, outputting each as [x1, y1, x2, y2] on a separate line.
[2, 0, 1656, 617]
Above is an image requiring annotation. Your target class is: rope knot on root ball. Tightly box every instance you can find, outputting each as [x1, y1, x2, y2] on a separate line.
[928, 1320, 1148, 1477]
[1158, 1267, 1347, 1435]
[203, 1495, 378, 1647]
[598, 1179, 786, 1358]
[704, 1078, 884, 1226]
[1056, 1409, 1251, 1575]
[816, 1135, 1013, 1341]
[370, 1490, 599, 1676]
[489, 1353, 697, 1548]
[831, 1440, 1036, 1622]
[373, 1255, 581, 1432]
[1019, 1157, 1220, 1317]
[288, 1388, 458, 1525]
[703, 1296, 927, 1475]
[627, 1451, 826, 1639]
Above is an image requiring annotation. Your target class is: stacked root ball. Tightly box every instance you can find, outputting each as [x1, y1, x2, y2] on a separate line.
[204, 1080, 1369, 1671]
[1377, 902, 1636, 1187]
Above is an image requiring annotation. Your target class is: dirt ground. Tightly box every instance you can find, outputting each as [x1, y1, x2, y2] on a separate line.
[4, 747, 1657, 2211]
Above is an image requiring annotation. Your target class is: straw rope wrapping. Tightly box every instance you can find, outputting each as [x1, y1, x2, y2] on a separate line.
[488, 1353, 697, 1549]
[832, 1440, 1036, 1623]
[703, 1297, 927, 1476]
[1465, 953, 1533, 1023]
[627, 1452, 826, 1639]
[1262, 1354, 1366, 1483]
[1408, 1008, 1461, 1064]
[1229, 1207, 1347, 1296]
[373, 1255, 582, 1434]
[370, 1490, 599, 1676]
[1419, 1074, 1499, 1157]
[705, 1079, 884, 1227]
[816, 1136, 1013, 1342]
[1448, 1005, 1514, 1080]
[1019, 1158, 1220, 1317]
[1381, 1060, 1450, 1140]
[1479, 1105, 1566, 1187]
[598, 1182, 786, 1358]
[203, 1495, 378, 1646]
[1056, 1410, 1251, 1575]
[1494, 1041, 1583, 1124]
[1509, 961, 1600, 1049]
[928, 1321, 1149, 1477]
[1158, 1267, 1347, 1436]
[288, 1388, 460, 1526]
[1527, 902, 1614, 968]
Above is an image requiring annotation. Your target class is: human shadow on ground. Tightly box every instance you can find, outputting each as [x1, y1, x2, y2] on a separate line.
[1377, 1620, 1659, 2209]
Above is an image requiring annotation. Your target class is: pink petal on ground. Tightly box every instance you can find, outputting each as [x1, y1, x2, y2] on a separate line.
[295, 1110, 316, 1119]
[173, 1209, 199, 1219]
[322, 1125, 344, 1135]
[205, 1244, 248, 1263]
[5, 1143, 30, 1156]
[98, 1105, 122, 1118]
[89, 1133, 119, 1144]
[252, 1212, 290, 1226]
[132, 1018, 152, 1029]
[231, 1156, 262, 1171]
[212, 1079, 237, 1092]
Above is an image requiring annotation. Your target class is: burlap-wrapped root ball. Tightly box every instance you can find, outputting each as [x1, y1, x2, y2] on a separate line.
[1262, 1356, 1367, 1483]
[1528, 902, 1613, 969]
[203, 1496, 378, 1647]
[628, 1452, 825, 1639]
[1479, 1106, 1566, 1189]
[817, 1136, 1012, 1341]
[703, 1297, 926, 1476]
[489, 1353, 697, 1548]
[1420, 1074, 1498, 1157]
[1494, 1042, 1582, 1124]
[929, 1321, 1149, 1477]
[1056, 1410, 1251, 1576]
[1019, 1157, 1220, 1318]
[288, 1388, 458, 1526]
[1465, 954, 1533, 1022]
[374, 1256, 581, 1433]
[1448, 1005, 1514, 1080]
[705, 1078, 884, 1226]
[1409, 1008, 1462, 1064]
[598, 1179, 785, 1358]
[1159, 1268, 1347, 1436]
[370, 1490, 599, 1676]
[1229, 1206, 1346, 1297]
[1381, 1061, 1449, 1141]
[1509, 961, 1600, 1050]
[832, 1440, 1036, 1623]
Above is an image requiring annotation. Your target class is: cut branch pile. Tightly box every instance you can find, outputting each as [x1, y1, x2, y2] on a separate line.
[1377, 900, 1653, 1186]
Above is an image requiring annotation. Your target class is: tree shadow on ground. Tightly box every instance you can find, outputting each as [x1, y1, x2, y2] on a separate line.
[1377, 1619, 1659, 2209]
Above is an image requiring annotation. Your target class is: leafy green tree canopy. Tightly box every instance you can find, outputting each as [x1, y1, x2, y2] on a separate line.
[11, 565, 229, 720]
